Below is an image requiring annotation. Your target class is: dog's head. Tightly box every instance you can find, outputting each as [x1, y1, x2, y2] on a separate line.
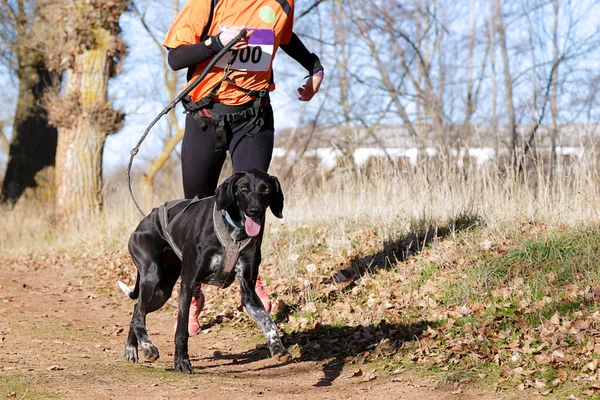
[215, 169, 284, 237]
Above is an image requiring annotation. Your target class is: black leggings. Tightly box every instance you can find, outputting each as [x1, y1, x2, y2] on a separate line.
[181, 104, 275, 199]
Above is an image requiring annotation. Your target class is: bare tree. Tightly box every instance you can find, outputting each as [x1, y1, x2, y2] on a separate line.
[494, 0, 518, 164]
[488, 1, 498, 158]
[44, 0, 128, 219]
[0, 0, 59, 203]
[229, 0, 600, 180]
[0, 120, 9, 152]
[550, 0, 559, 178]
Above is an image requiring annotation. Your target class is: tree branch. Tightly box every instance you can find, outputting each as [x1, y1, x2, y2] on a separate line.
[0, 0, 18, 24]
[296, 0, 327, 20]
[0, 120, 9, 152]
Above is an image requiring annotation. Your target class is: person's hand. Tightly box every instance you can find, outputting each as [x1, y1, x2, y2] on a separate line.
[297, 73, 323, 101]
[219, 27, 254, 50]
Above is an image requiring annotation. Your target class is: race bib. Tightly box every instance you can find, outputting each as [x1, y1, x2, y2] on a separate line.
[215, 28, 274, 72]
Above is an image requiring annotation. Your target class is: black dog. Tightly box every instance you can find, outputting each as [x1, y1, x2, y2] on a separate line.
[118, 169, 291, 373]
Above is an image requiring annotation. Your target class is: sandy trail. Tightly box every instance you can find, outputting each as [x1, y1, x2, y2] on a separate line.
[0, 258, 538, 399]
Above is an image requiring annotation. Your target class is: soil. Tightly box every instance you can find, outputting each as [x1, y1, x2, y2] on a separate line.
[0, 257, 542, 400]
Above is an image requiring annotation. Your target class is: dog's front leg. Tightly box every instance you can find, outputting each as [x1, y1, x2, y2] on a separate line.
[174, 279, 194, 374]
[238, 277, 292, 362]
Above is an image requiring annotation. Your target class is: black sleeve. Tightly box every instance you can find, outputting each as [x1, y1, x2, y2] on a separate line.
[280, 32, 324, 75]
[167, 35, 224, 71]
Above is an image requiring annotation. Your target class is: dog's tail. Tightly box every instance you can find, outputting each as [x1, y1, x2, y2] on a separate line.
[117, 272, 140, 300]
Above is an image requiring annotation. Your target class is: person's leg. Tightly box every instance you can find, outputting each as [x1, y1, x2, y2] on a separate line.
[179, 114, 225, 334]
[229, 106, 275, 313]
[181, 114, 227, 199]
[229, 105, 275, 173]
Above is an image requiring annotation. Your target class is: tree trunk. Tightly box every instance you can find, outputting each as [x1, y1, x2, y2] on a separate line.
[54, 28, 113, 219]
[495, 0, 517, 164]
[0, 121, 8, 152]
[488, 0, 498, 161]
[550, 0, 559, 179]
[1, 10, 58, 203]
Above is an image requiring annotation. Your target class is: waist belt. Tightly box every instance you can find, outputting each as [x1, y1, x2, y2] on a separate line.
[158, 198, 252, 289]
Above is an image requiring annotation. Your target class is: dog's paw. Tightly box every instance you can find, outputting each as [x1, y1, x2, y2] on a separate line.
[269, 342, 292, 363]
[140, 341, 160, 362]
[125, 344, 138, 363]
[274, 350, 292, 363]
[174, 357, 194, 374]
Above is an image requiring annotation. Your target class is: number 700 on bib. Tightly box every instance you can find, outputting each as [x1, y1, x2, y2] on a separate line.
[215, 28, 275, 72]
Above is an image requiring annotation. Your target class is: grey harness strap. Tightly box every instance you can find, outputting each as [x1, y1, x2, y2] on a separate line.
[158, 196, 205, 259]
[207, 203, 253, 288]
[158, 197, 253, 289]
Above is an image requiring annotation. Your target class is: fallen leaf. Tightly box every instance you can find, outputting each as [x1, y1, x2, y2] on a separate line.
[552, 350, 565, 359]
[534, 354, 551, 364]
[362, 372, 376, 382]
[557, 368, 567, 381]
[586, 359, 599, 372]
[480, 239, 492, 250]
[535, 380, 547, 389]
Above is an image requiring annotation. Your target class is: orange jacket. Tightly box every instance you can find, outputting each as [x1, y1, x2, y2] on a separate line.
[163, 0, 294, 105]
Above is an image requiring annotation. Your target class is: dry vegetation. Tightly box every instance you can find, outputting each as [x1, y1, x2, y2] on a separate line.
[3, 156, 600, 396]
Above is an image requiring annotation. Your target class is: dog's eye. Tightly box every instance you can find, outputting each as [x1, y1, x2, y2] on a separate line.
[240, 185, 248, 192]
[263, 187, 270, 193]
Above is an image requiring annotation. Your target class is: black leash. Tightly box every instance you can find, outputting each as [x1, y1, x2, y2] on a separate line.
[127, 30, 248, 217]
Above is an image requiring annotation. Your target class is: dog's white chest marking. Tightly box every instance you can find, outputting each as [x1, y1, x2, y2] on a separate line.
[211, 253, 245, 273]
[210, 254, 222, 269]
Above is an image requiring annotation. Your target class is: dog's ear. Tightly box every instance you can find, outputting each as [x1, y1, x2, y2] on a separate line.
[215, 173, 239, 210]
[269, 176, 284, 219]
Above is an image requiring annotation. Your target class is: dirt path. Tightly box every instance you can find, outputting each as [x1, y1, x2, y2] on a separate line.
[0, 257, 540, 399]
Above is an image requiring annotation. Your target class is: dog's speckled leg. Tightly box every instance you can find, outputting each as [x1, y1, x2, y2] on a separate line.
[124, 319, 139, 363]
[238, 275, 292, 363]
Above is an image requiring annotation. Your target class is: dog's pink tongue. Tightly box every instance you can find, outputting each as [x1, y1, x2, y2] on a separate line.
[245, 216, 261, 237]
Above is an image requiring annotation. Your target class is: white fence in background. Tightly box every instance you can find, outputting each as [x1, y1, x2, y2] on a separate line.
[272, 147, 587, 169]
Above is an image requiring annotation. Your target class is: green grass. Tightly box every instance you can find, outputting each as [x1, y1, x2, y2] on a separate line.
[418, 261, 439, 284]
[422, 227, 600, 309]
[481, 229, 600, 297]
[0, 373, 59, 399]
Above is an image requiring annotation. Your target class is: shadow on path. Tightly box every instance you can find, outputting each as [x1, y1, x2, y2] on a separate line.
[283, 319, 434, 386]
[336, 213, 478, 283]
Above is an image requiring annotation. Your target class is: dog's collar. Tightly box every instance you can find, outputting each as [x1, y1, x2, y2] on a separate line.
[223, 210, 243, 230]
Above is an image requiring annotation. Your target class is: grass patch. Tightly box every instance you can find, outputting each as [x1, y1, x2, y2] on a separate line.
[0, 373, 59, 399]
[482, 228, 600, 297]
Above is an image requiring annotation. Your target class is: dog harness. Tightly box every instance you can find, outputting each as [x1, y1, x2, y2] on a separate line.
[158, 197, 253, 288]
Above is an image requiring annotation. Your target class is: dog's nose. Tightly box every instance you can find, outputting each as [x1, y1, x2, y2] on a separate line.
[246, 204, 262, 218]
